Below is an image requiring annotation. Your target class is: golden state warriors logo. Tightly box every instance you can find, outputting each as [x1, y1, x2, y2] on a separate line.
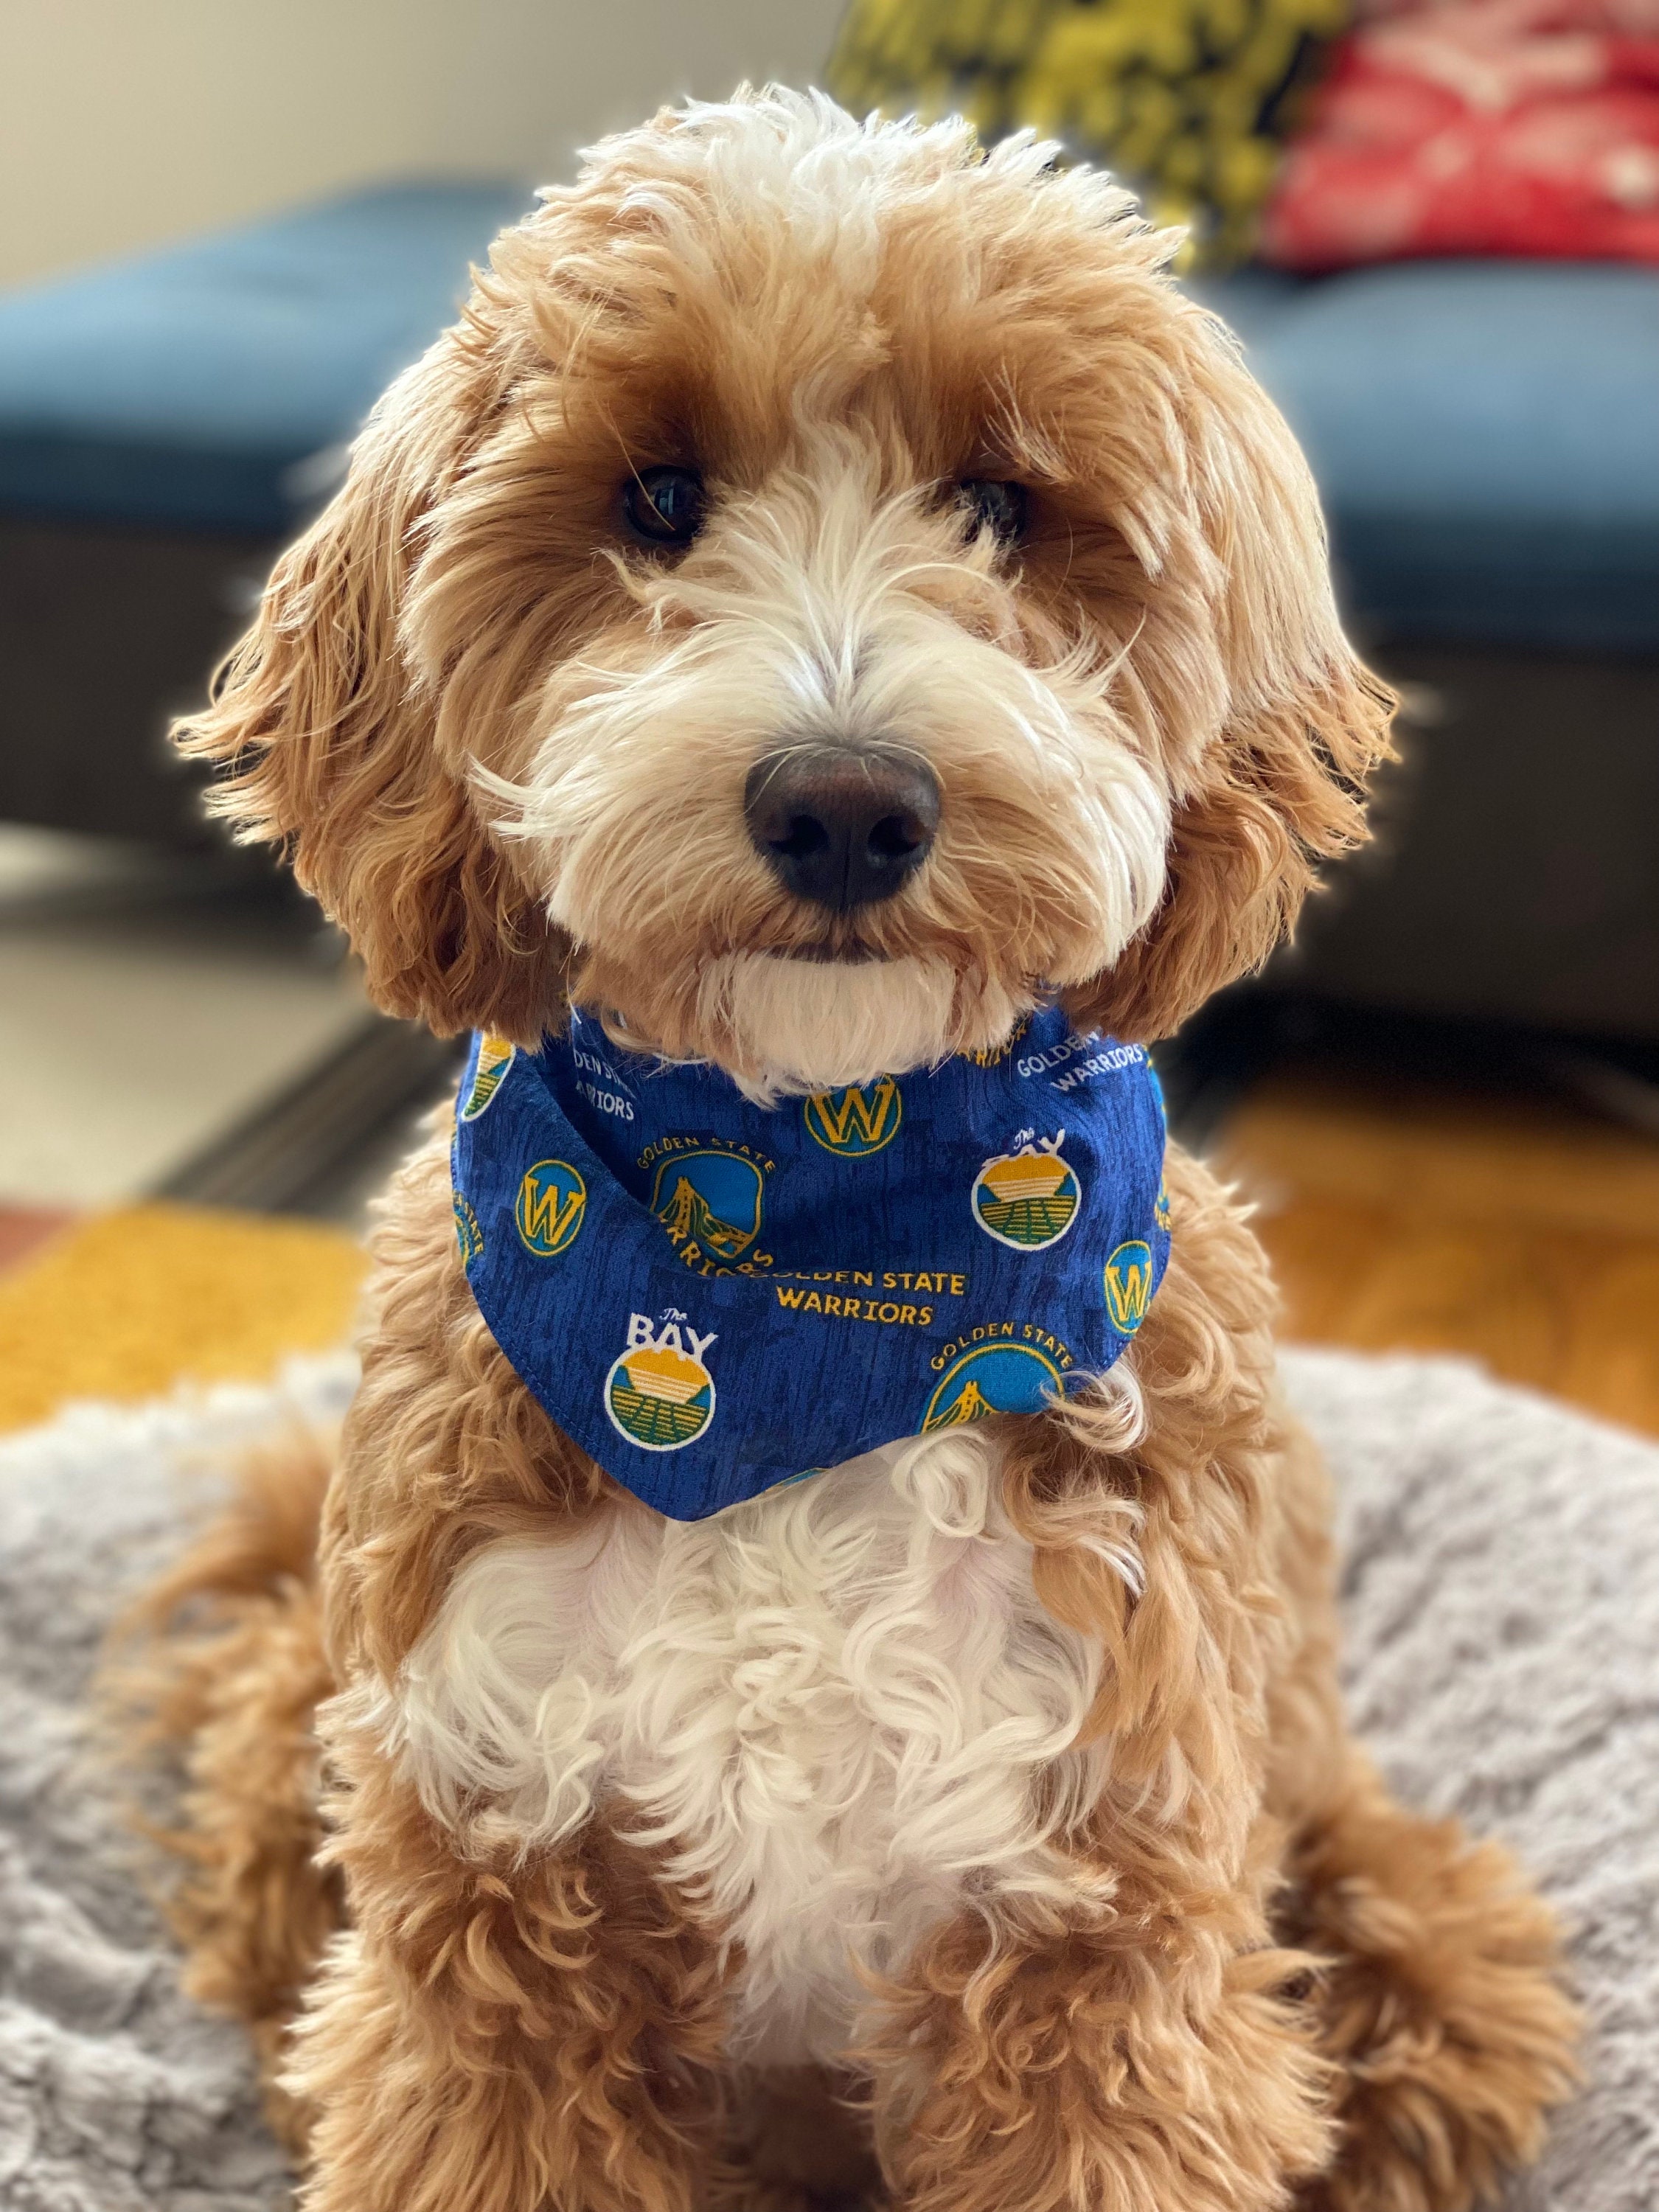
[453, 1192, 484, 1267]
[515, 1159, 586, 1258]
[651, 1149, 763, 1263]
[605, 1311, 717, 1453]
[803, 1077, 902, 1158]
[460, 1034, 515, 1121]
[971, 1130, 1079, 1252]
[1104, 1240, 1154, 1334]
[922, 1341, 1064, 1431]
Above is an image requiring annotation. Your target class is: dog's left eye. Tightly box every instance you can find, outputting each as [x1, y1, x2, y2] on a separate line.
[623, 465, 707, 548]
[958, 479, 1029, 548]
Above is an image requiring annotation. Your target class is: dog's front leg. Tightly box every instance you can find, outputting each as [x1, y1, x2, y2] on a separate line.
[287, 1745, 737, 2212]
[866, 1279, 1340, 2212]
[867, 1842, 1332, 2212]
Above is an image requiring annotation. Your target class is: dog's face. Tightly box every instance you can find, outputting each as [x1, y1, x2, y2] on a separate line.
[182, 92, 1389, 1093]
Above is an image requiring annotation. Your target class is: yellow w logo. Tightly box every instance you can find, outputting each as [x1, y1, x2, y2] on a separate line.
[804, 1077, 902, 1156]
[515, 1160, 587, 1257]
[1104, 1240, 1152, 1333]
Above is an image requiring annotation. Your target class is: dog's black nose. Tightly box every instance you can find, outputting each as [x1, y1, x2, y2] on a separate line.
[744, 746, 939, 913]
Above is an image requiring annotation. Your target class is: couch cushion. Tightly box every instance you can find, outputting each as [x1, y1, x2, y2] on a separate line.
[1193, 260, 1659, 655]
[0, 181, 531, 538]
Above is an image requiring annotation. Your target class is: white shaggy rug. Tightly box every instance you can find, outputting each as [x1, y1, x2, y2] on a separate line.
[0, 1348, 1655, 2209]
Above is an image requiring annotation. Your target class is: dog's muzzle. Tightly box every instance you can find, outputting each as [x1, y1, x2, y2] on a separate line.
[745, 743, 939, 914]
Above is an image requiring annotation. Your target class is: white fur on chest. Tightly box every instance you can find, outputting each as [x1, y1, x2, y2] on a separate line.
[384, 1430, 1130, 2064]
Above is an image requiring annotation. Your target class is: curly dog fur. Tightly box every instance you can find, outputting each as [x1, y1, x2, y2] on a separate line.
[114, 88, 1577, 2212]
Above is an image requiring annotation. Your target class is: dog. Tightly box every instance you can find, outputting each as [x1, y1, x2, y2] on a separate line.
[125, 89, 1577, 2212]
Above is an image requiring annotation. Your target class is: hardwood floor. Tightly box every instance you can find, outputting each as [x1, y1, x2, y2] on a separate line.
[1217, 1068, 1659, 1436]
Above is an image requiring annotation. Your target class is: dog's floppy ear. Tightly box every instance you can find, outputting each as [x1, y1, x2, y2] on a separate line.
[174, 338, 568, 1040]
[1062, 327, 1394, 1045]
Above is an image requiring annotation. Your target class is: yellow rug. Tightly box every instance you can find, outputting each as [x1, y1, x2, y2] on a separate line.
[0, 1205, 365, 1436]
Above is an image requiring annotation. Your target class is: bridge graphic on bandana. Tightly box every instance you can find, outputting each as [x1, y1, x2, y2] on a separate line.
[921, 1340, 1064, 1432]
[927, 1377, 998, 1427]
[650, 1150, 764, 1262]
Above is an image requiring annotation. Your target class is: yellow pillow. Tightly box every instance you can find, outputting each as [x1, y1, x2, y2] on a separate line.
[827, 0, 1348, 266]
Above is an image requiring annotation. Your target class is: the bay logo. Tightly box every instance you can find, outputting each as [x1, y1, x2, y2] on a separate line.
[515, 1158, 587, 1258]
[460, 1034, 515, 1121]
[803, 1077, 902, 1158]
[1104, 1239, 1154, 1334]
[605, 1310, 717, 1452]
[971, 1130, 1079, 1251]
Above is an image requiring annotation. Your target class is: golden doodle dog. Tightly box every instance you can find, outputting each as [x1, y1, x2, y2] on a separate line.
[126, 89, 1577, 2212]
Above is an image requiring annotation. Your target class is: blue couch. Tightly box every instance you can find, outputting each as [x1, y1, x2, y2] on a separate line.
[0, 183, 531, 540]
[1194, 262, 1658, 660]
[0, 184, 529, 843]
[1, 183, 1655, 1028]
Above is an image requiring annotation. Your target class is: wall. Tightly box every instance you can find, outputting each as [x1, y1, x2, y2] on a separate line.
[0, 0, 847, 288]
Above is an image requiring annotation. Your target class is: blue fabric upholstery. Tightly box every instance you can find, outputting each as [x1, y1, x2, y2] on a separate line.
[0, 181, 532, 536]
[1, 180, 1654, 652]
[1194, 261, 1659, 655]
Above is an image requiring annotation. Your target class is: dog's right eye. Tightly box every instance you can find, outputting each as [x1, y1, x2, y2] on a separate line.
[958, 479, 1029, 548]
[623, 465, 706, 548]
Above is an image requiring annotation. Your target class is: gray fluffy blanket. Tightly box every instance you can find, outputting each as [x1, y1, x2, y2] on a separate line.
[0, 1348, 1654, 2208]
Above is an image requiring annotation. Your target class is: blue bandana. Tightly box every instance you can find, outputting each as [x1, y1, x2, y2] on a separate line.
[450, 1005, 1170, 1521]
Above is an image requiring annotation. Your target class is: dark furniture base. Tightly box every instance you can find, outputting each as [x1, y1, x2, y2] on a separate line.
[0, 514, 279, 844]
[1283, 641, 1659, 1039]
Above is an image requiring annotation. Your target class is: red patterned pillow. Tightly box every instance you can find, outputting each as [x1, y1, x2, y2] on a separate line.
[1260, 0, 1659, 267]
